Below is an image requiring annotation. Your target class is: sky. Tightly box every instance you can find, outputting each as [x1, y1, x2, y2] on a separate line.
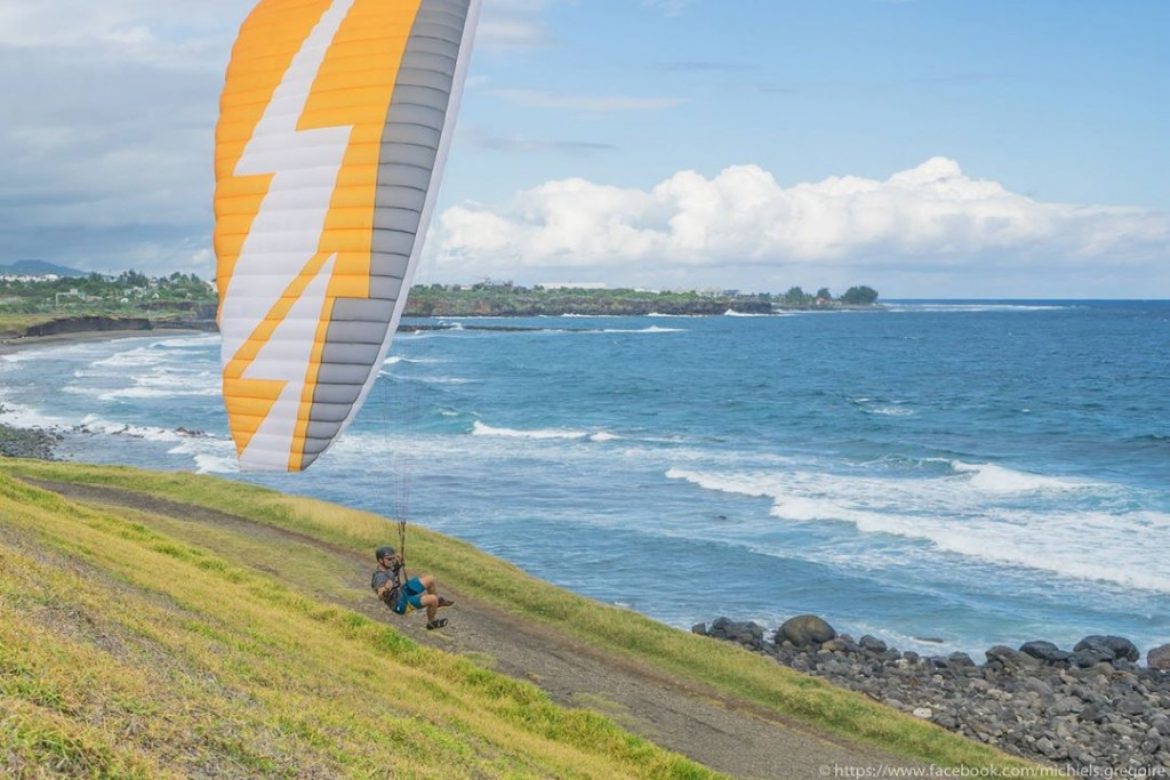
[1, 0, 1168, 297]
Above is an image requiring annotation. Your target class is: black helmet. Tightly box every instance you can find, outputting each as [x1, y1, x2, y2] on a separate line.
[375, 546, 396, 561]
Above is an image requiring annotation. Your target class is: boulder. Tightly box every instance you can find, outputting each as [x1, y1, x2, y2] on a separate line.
[985, 645, 1038, 669]
[775, 614, 836, 648]
[1074, 635, 1140, 663]
[691, 622, 707, 635]
[1147, 643, 1170, 671]
[708, 618, 765, 649]
[1071, 648, 1114, 669]
[1020, 640, 1073, 664]
[946, 652, 976, 668]
[859, 634, 887, 654]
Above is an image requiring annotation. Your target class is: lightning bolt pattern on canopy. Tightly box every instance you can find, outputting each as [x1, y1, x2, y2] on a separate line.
[214, 0, 481, 471]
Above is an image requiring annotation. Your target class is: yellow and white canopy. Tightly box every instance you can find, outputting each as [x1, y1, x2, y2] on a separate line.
[214, 0, 480, 471]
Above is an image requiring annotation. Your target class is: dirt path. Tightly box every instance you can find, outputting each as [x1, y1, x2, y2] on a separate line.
[28, 478, 915, 780]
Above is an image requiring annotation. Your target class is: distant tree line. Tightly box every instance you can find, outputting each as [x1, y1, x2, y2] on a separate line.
[778, 285, 879, 308]
[0, 271, 217, 331]
[404, 282, 879, 316]
[0, 270, 214, 302]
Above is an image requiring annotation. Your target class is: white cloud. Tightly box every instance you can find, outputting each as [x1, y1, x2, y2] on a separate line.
[489, 88, 686, 111]
[478, 0, 553, 50]
[477, 19, 551, 49]
[432, 158, 1170, 294]
[0, 1, 244, 68]
[0, 1, 251, 274]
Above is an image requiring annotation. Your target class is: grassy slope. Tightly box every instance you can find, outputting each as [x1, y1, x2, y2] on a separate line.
[0, 467, 712, 779]
[0, 460, 1040, 777]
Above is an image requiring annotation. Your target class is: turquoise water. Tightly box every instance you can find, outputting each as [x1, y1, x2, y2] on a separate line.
[3, 301, 1168, 656]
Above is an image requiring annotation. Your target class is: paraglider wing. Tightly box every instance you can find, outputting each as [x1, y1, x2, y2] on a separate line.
[214, 0, 481, 471]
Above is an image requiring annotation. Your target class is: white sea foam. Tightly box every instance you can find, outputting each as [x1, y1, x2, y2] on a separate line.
[950, 461, 1090, 494]
[884, 303, 1069, 313]
[469, 421, 622, 442]
[85, 362, 220, 402]
[871, 406, 915, 417]
[598, 325, 685, 334]
[1, 338, 151, 365]
[79, 415, 184, 443]
[665, 462, 1170, 592]
[723, 309, 769, 317]
[91, 346, 170, 368]
[472, 421, 590, 440]
[382, 355, 441, 365]
[99, 387, 220, 402]
[194, 454, 239, 474]
[0, 400, 69, 428]
[408, 376, 472, 385]
[849, 396, 916, 417]
[150, 335, 220, 349]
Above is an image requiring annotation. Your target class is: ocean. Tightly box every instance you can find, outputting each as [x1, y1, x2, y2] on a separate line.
[2, 300, 1168, 657]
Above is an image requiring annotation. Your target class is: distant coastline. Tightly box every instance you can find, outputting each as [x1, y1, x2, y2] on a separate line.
[2, 270, 880, 336]
[403, 283, 880, 317]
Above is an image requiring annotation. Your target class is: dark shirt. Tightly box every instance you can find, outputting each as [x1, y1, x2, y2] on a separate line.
[371, 566, 402, 606]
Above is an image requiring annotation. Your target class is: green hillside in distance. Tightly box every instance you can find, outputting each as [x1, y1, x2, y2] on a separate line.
[0, 260, 87, 278]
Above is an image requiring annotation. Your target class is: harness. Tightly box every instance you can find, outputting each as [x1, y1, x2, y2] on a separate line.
[371, 563, 416, 615]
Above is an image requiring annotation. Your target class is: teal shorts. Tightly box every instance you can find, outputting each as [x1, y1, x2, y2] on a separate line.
[393, 577, 427, 615]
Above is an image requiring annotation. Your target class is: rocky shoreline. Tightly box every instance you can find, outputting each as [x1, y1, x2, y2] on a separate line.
[0, 407, 60, 460]
[695, 615, 1170, 770]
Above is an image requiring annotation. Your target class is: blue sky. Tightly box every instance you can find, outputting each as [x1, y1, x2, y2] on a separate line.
[1, 0, 1167, 296]
[452, 1, 1170, 207]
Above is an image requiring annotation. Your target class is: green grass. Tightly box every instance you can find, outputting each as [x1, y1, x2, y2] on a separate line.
[0, 466, 716, 778]
[0, 459, 1043, 777]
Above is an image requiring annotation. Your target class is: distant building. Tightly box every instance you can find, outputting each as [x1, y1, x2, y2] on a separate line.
[0, 274, 60, 282]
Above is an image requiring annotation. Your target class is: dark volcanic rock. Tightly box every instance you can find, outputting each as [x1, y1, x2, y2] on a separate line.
[1071, 648, 1114, 668]
[1074, 635, 1140, 663]
[1149, 644, 1170, 671]
[0, 420, 58, 460]
[700, 616, 1170, 771]
[776, 614, 836, 648]
[705, 617, 766, 650]
[985, 645, 1039, 669]
[24, 316, 153, 337]
[1020, 640, 1073, 664]
[946, 652, 976, 668]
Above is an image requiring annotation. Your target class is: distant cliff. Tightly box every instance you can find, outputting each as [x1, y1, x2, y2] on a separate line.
[16, 315, 217, 339]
